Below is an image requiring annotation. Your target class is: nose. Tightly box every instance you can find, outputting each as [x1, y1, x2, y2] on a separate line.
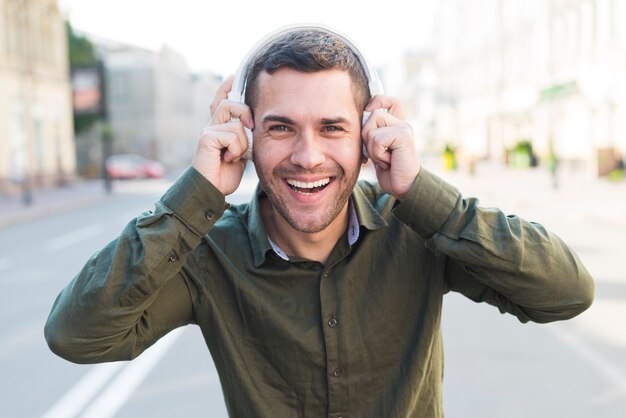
[289, 130, 325, 169]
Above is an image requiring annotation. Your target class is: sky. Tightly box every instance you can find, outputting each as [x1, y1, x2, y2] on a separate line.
[58, 0, 437, 77]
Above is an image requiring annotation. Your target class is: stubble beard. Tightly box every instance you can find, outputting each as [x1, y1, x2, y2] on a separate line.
[257, 163, 360, 234]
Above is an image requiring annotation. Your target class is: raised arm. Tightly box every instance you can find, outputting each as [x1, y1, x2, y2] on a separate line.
[393, 169, 594, 323]
[44, 168, 228, 363]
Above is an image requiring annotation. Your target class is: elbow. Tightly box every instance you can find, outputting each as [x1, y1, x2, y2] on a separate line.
[526, 272, 595, 324]
[560, 266, 595, 320]
[44, 316, 109, 364]
[44, 318, 88, 364]
[44, 315, 136, 364]
[566, 275, 595, 318]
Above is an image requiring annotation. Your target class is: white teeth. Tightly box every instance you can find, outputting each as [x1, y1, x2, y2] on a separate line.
[287, 178, 330, 189]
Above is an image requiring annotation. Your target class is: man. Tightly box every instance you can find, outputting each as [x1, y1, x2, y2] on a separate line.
[45, 27, 594, 417]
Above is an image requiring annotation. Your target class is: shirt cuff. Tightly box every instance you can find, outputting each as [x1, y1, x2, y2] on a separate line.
[160, 166, 227, 237]
[392, 168, 460, 238]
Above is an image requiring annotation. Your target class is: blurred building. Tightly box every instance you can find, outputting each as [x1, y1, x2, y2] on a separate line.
[87, 40, 219, 172]
[0, 0, 76, 193]
[380, 50, 439, 154]
[434, 0, 626, 174]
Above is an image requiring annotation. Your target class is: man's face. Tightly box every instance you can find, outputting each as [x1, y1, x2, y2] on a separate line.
[252, 68, 363, 234]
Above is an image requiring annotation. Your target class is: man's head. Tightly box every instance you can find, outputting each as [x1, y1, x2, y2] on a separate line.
[244, 28, 371, 113]
[245, 28, 373, 235]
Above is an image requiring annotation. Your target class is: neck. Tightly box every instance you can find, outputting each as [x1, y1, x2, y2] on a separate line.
[260, 199, 349, 264]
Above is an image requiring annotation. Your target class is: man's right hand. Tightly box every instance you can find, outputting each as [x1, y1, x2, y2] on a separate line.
[191, 75, 254, 196]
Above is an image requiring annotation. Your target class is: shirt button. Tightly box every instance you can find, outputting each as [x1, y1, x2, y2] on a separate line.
[205, 210, 215, 221]
[333, 368, 343, 377]
[168, 253, 178, 262]
[322, 273, 328, 279]
[328, 317, 338, 327]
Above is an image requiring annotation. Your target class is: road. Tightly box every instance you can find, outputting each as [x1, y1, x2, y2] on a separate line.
[0, 162, 624, 417]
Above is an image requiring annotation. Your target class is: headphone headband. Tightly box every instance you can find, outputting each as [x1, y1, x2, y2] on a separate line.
[228, 23, 384, 103]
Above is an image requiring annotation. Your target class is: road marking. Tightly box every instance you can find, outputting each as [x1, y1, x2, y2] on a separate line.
[41, 327, 185, 418]
[44, 224, 105, 252]
[550, 325, 626, 398]
[78, 327, 184, 418]
[41, 362, 125, 418]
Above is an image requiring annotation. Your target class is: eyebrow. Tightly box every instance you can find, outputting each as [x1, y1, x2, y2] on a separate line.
[320, 117, 350, 125]
[261, 115, 295, 125]
[261, 115, 351, 125]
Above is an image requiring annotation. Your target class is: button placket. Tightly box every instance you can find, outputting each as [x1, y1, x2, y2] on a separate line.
[319, 266, 348, 415]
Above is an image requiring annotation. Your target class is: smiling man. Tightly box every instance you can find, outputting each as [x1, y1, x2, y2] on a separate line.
[45, 26, 594, 417]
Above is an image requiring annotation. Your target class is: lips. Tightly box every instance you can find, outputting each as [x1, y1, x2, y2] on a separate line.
[286, 177, 331, 194]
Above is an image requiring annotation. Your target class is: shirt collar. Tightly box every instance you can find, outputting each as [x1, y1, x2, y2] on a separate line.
[268, 199, 360, 261]
[246, 181, 388, 267]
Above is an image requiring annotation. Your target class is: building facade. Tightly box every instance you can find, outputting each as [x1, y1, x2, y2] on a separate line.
[88, 41, 219, 172]
[0, 0, 75, 192]
[434, 0, 626, 174]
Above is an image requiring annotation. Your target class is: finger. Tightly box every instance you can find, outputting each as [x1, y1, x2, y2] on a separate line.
[204, 129, 248, 163]
[361, 108, 399, 146]
[210, 99, 254, 128]
[362, 129, 392, 168]
[208, 120, 250, 157]
[365, 95, 404, 119]
[210, 75, 235, 117]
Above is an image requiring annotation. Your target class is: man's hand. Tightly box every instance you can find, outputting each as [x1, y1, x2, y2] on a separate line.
[361, 96, 420, 200]
[191, 75, 254, 196]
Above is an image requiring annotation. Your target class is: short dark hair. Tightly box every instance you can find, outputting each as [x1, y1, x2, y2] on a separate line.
[244, 29, 371, 112]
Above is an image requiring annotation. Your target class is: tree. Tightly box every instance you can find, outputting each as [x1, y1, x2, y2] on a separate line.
[66, 22, 99, 134]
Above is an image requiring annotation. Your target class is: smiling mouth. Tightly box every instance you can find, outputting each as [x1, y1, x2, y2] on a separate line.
[286, 178, 332, 194]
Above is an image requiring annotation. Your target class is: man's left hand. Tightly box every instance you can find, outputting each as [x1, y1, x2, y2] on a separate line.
[362, 95, 420, 200]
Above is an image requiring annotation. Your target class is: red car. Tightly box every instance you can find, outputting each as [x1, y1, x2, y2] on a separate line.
[105, 154, 165, 179]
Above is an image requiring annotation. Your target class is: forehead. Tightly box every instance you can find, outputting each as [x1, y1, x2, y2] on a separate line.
[254, 68, 360, 117]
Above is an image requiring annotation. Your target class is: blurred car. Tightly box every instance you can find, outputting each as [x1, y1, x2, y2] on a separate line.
[105, 154, 165, 179]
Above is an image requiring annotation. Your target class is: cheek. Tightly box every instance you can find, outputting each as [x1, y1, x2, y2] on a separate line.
[252, 142, 283, 172]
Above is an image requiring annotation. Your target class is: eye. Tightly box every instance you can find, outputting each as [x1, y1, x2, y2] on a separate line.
[267, 124, 294, 138]
[322, 125, 344, 133]
[269, 125, 291, 132]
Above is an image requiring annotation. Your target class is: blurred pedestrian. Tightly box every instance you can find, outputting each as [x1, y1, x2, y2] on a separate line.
[547, 145, 559, 189]
[45, 25, 594, 417]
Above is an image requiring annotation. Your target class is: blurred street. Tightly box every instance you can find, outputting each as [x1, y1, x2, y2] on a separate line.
[0, 160, 624, 418]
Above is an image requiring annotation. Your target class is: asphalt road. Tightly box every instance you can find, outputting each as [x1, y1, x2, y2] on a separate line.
[0, 163, 624, 417]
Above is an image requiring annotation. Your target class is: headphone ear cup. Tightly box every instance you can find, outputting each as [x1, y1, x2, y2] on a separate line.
[243, 128, 254, 160]
[361, 111, 371, 159]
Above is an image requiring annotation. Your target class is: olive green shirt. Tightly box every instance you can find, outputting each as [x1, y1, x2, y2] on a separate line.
[45, 167, 594, 418]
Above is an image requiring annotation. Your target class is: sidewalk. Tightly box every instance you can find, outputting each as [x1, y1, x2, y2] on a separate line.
[430, 158, 626, 229]
[1, 161, 624, 230]
[0, 179, 119, 229]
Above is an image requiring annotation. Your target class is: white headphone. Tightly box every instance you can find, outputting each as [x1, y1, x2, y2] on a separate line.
[228, 23, 384, 160]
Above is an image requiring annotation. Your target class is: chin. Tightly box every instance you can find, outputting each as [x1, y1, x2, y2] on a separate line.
[280, 207, 341, 234]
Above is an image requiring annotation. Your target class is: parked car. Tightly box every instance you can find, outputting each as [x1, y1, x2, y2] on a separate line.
[105, 154, 165, 179]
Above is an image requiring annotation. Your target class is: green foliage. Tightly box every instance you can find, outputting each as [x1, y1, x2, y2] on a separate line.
[607, 169, 624, 182]
[66, 22, 98, 67]
[66, 21, 100, 135]
[509, 139, 537, 168]
[73, 114, 99, 135]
